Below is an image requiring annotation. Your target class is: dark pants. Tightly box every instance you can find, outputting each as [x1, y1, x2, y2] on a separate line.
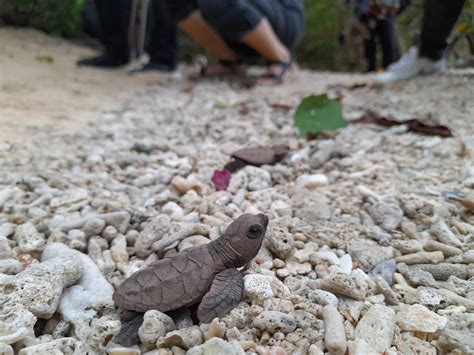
[420, 0, 466, 60]
[147, 0, 178, 66]
[362, 15, 396, 71]
[165, 0, 305, 60]
[95, 0, 130, 60]
[94, 0, 177, 65]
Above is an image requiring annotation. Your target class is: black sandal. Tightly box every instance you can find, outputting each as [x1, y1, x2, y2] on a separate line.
[258, 57, 295, 84]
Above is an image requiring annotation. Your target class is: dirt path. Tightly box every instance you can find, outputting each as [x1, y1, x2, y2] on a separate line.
[0, 26, 168, 143]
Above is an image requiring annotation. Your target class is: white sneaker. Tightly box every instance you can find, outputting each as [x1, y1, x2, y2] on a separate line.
[375, 47, 445, 83]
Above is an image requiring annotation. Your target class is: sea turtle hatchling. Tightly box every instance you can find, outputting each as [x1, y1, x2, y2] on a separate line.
[113, 213, 269, 345]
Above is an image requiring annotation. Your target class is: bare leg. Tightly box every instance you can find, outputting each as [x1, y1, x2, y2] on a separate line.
[179, 11, 246, 78]
[241, 18, 290, 62]
[241, 18, 293, 85]
[180, 11, 238, 60]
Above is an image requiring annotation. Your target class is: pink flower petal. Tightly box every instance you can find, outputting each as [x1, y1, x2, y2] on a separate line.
[212, 169, 232, 191]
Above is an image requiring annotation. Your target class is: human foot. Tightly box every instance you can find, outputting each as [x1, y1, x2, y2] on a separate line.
[257, 58, 295, 85]
[375, 47, 445, 83]
[77, 52, 129, 68]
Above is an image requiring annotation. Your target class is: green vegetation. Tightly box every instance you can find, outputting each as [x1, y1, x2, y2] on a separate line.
[8, 0, 84, 36]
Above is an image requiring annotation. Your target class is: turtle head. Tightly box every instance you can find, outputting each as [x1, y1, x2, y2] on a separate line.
[223, 213, 269, 265]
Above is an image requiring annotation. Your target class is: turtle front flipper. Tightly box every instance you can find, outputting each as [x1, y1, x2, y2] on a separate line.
[114, 312, 144, 346]
[197, 268, 244, 323]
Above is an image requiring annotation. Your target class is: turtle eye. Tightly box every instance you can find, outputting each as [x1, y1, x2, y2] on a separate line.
[247, 225, 263, 239]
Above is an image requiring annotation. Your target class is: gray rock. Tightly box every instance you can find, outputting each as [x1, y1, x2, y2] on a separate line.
[437, 328, 474, 354]
[308, 140, 339, 168]
[375, 277, 399, 305]
[101, 211, 131, 234]
[0, 236, 14, 259]
[367, 202, 403, 231]
[0, 259, 23, 275]
[430, 219, 463, 248]
[134, 214, 171, 258]
[347, 240, 394, 272]
[82, 218, 106, 238]
[413, 263, 472, 281]
[397, 263, 439, 288]
[368, 259, 397, 285]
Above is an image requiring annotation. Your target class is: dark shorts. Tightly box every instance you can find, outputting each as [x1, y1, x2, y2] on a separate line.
[166, 0, 305, 59]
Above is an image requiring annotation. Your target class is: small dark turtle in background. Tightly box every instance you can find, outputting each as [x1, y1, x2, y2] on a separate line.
[113, 213, 269, 346]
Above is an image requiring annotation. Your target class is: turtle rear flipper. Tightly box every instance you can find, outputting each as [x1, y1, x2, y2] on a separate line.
[197, 268, 244, 323]
[114, 312, 144, 346]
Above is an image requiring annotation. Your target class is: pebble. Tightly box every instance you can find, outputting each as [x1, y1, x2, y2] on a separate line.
[392, 240, 423, 254]
[0, 305, 36, 344]
[18, 338, 77, 355]
[366, 201, 403, 231]
[322, 305, 347, 355]
[308, 289, 339, 307]
[430, 219, 463, 248]
[156, 325, 203, 350]
[178, 235, 210, 251]
[375, 277, 399, 305]
[317, 272, 368, 300]
[395, 304, 447, 333]
[347, 240, 394, 272]
[0, 235, 14, 259]
[83, 218, 106, 238]
[295, 174, 329, 188]
[368, 259, 397, 285]
[412, 263, 471, 280]
[354, 304, 395, 354]
[308, 140, 339, 168]
[138, 310, 176, 348]
[395, 251, 444, 265]
[265, 228, 294, 260]
[423, 240, 462, 257]
[134, 214, 171, 257]
[13, 222, 45, 254]
[253, 311, 297, 333]
[110, 234, 129, 272]
[0, 343, 13, 355]
[0, 259, 23, 274]
[244, 274, 274, 299]
[108, 346, 141, 355]
[186, 338, 244, 355]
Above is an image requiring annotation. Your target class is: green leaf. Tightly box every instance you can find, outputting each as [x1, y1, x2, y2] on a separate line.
[293, 94, 347, 138]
